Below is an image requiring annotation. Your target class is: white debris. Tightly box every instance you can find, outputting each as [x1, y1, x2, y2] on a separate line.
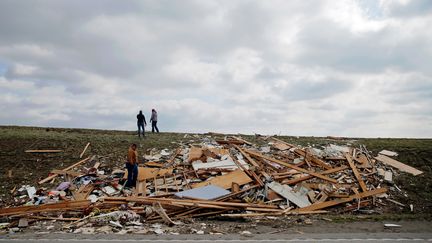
[260, 146, 271, 153]
[160, 149, 170, 156]
[26, 186, 37, 199]
[384, 171, 393, 183]
[379, 150, 398, 157]
[384, 223, 401, 228]
[110, 221, 123, 228]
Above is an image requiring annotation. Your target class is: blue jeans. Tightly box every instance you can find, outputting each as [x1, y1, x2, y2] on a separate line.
[125, 163, 138, 187]
[137, 122, 145, 136]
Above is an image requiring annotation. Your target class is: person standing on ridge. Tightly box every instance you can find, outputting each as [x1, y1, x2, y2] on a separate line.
[137, 110, 146, 137]
[150, 109, 159, 133]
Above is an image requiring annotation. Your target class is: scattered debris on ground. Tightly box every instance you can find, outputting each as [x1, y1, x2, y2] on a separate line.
[0, 134, 425, 235]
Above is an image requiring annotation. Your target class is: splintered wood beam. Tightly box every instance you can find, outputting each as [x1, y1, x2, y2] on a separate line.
[79, 142, 90, 158]
[233, 144, 260, 167]
[270, 137, 296, 148]
[345, 153, 368, 192]
[230, 136, 252, 145]
[296, 187, 387, 212]
[283, 165, 348, 185]
[216, 140, 244, 145]
[0, 200, 91, 216]
[245, 150, 337, 184]
[25, 150, 63, 153]
[230, 149, 264, 186]
[38, 157, 91, 184]
[269, 137, 331, 170]
[295, 149, 332, 170]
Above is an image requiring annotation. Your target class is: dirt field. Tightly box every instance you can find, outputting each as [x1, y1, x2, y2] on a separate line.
[0, 125, 431, 219]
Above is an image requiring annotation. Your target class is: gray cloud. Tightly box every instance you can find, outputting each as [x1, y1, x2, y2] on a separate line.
[0, 0, 431, 137]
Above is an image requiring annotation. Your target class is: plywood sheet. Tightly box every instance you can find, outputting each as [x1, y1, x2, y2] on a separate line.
[188, 147, 229, 162]
[272, 142, 291, 151]
[375, 154, 423, 176]
[191, 169, 252, 189]
[124, 167, 173, 181]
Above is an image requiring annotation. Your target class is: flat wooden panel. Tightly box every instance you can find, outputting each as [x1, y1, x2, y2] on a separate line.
[188, 147, 229, 162]
[124, 167, 173, 181]
[191, 169, 252, 189]
[375, 154, 423, 176]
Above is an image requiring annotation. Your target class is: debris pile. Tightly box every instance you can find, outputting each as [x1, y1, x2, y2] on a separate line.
[0, 135, 423, 234]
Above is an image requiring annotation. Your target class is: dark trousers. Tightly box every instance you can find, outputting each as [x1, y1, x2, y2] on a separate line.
[137, 122, 145, 136]
[152, 121, 159, 133]
[125, 163, 138, 187]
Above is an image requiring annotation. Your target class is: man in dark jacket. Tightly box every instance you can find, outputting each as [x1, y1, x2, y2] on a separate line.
[137, 110, 146, 137]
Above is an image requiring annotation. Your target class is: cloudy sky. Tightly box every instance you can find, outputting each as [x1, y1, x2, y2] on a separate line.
[0, 0, 431, 137]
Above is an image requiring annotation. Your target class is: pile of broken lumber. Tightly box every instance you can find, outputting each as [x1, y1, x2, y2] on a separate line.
[0, 135, 423, 230]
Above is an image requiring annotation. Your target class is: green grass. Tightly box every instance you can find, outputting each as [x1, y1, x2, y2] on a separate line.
[0, 126, 431, 214]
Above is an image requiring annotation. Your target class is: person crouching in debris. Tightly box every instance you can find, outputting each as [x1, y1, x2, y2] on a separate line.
[126, 144, 139, 188]
[137, 110, 147, 137]
[150, 108, 159, 133]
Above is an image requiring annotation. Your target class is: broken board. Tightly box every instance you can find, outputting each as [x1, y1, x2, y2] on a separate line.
[191, 169, 252, 189]
[124, 167, 174, 181]
[188, 147, 229, 162]
[375, 154, 423, 176]
[267, 181, 311, 208]
[192, 158, 249, 171]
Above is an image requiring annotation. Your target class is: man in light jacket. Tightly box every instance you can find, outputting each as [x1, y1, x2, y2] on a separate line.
[150, 109, 159, 133]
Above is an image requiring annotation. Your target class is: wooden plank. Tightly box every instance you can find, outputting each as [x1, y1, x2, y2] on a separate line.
[144, 161, 164, 167]
[270, 137, 296, 148]
[124, 167, 173, 182]
[25, 150, 63, 153]
[283, 165, 348, 185]
[28, 215, 81, 221]
[79, 142, 90, 158]
[220, 210, 328, 217]
[233, 145, 260, 167]
[269, 137, 331, 169]
[297, 187, 387, 212]
[191, 169, 252, 189]
[216, 140, 245, 145]
[345, 153, 368, 192]
[295, 149, 332, 170]
[230, 136, 252, 145]
[272, 142, 291, 151]
[153, 202, 175, 225]
[38, 157, 91, 184]
[188, 147, 229, 162]
[375, 154, 423, 176]
[117, 197, 278, 209]
[0, 200, 91, 216]
[51, 169, 83, 177]
[73, 184, 94, 201]
[245, 150, 337, 184]
[230, 150, 264, 186]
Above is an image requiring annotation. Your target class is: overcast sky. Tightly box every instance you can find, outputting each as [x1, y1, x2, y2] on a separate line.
[0, 0, 431, 137]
